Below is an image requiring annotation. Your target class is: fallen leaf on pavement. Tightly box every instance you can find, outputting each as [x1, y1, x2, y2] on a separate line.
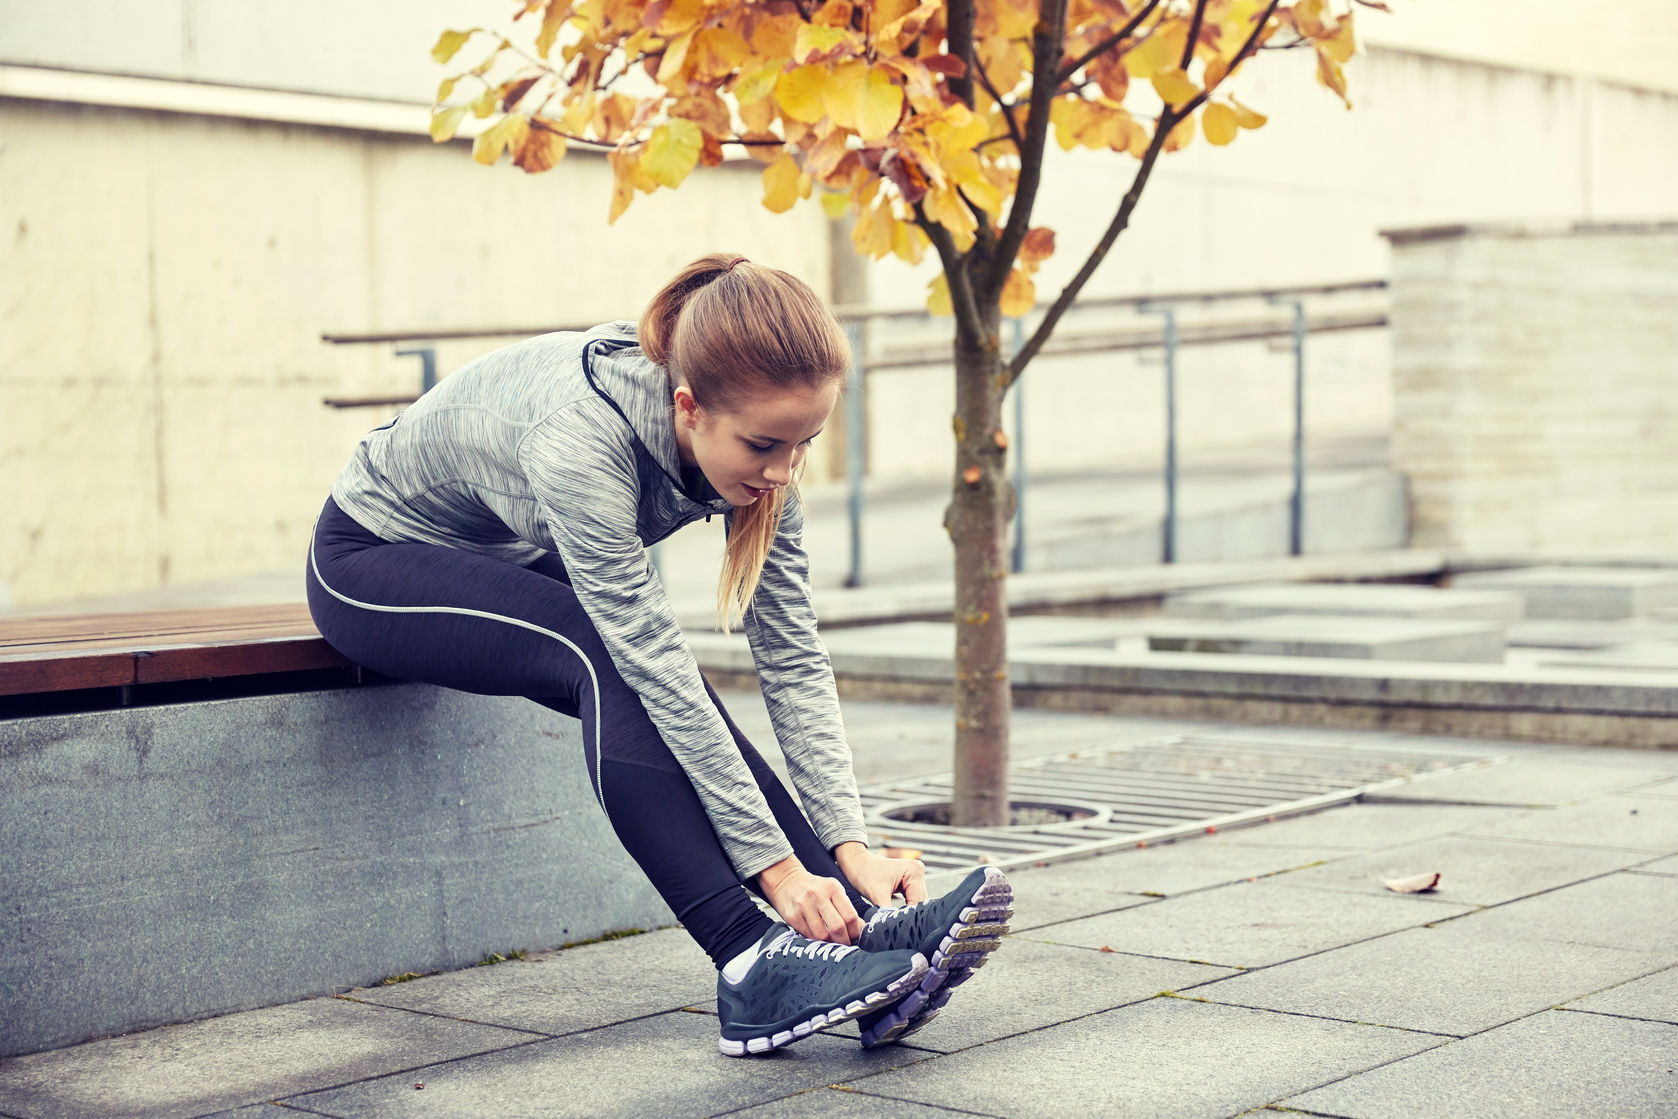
[883, 846, 923, 860]
[1098, 946, 1115, 953]
[1384, 871, 1441, 893]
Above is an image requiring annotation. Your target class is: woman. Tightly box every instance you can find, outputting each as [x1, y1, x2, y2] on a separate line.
[306, 253, 1011, 1056]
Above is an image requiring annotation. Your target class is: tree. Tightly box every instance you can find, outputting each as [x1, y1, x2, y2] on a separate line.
[430, 0, 1377, 826]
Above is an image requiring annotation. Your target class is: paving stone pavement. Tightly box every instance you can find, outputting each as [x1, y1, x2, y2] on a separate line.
[2, 696, 1673, 1119]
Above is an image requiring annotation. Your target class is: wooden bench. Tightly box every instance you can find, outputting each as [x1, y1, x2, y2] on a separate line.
[0, 604, 353, 708]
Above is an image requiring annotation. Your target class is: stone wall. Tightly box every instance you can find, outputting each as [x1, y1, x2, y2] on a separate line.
[1384, 221, 1678, 555]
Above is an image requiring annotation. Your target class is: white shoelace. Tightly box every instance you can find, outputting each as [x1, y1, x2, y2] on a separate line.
[764, 934, 857, 962]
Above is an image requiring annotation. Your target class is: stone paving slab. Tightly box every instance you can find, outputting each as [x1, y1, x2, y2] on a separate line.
[350, 927, 712, 1037]
[1451, 565, 1678, 620]
[1280, 1010, 1678, 1119]
[1209, 802, 1526, 851]
[1462, 794, 1678, 852]
[843, 996, 1444, 1119]
[724, 1089, 994, 1118]
[1146, 614, 1507, 663]
[0, 998, 536, 1119]
[284, 1010, 932, 1119]
[1367, 758, 1674, 806]
[1635, 854, 1678, 876]
[1263, 834, 1649, 905]
[1462, 872, 1678, 954]
[1164, 582, 1523, 622]
[1020, 879, 1476, 969]
[1192, 921, 1672, 1036]
[1563, 964, 1678, 1024]
[826, 937, 1236, 1054]
[1638, 778, 1678, 798]
[1009, 840, 1333, 929]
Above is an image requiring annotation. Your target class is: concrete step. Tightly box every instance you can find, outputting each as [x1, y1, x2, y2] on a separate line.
[1144, 614, 1507, 664]
[1164, 582, 1522, 623]
[1451, 566, 1678, 620]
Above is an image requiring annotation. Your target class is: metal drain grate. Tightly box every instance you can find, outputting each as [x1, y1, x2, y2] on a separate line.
[862, 733, 1504, 872]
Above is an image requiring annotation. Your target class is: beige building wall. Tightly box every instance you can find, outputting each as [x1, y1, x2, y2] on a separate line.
[0, 99, 830, 608]
[1384, 221, 1678, 554]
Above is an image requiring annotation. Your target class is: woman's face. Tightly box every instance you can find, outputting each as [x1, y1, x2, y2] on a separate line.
[674, 380, 841, 506]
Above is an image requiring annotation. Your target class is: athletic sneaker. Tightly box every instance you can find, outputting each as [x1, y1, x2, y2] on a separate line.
[716, 924, 928, 1057]
[854, 865, 1014, 1048]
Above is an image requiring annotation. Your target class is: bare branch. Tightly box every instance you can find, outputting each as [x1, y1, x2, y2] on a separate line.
[1179, 0, 1211, 71]
[1056, 0, 1162, 87]
[946, 0, 978, 110]
[974, 56, 1024, 153]
[987, 0, 1070, 297]
[1008, 0, 1283, 388]
[913, 204, 986, 341]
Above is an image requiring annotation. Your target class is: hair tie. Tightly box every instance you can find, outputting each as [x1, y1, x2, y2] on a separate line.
[724, 255, 748, 272]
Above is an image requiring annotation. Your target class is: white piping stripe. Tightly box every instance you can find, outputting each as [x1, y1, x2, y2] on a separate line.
[308, 518, 610, 822]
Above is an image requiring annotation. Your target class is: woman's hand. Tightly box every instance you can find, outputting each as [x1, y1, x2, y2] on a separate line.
[833, 842, 928, 908]
[758, 856, 864, 945]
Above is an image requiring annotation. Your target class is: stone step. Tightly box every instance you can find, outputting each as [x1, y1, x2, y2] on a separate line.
[1507, 619, 1678, 650]
[1146, 614, 1507, 663]
[1537, 642, 1678, 673]
[1450, 566, 1678, 621]
[1164, 582, 1522, 623]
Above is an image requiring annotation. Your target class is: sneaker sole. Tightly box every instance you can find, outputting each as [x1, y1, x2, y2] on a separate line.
[859, 866, 1014, 1048]
[718, 953, 929, 1057]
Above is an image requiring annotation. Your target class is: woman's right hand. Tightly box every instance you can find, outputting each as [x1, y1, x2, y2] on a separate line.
[757, 856, 864, 945]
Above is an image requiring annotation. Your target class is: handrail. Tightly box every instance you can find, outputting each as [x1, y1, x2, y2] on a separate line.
[319, 278, 1388, 347]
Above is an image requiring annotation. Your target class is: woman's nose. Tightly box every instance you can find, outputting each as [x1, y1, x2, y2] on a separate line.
[763, 454, 793, 485]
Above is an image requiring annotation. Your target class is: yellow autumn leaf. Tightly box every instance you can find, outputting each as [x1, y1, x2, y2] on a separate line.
[471, 85, 499, 119]
[795, 23, 850, 63]
[1163, 111, 1196, 152]
[657, 28, 696, 86]
[436, 77, 457, 103]
[607, 150, 637, 224]
[657, 0, 707, 36]
[642, 119, 704, 188]
[472, 112, 528, 165]
[1315, 45, 1350, 107]
[1230, 96, 1268, 129]
[431, 29, 474, 64]
[820, 190, 851, 220]
[1000, 267, 1035, 318]
[1321, 11, 1357, 63]
[513, 124, 567, 172]
[751, 12, 801, 61]
[891, 219, 927, 265]
[926, 273, 953, 317]
[692, 26, 751, 80]
[534, 2, 567, 58]
[827, 62, 904, 142]
[734, 62, 781, 104]
[851, 198, 895, 259]
[762, 153, 804, 213]
[1151, 68, 1200, 108]
[923, 183, 977, 250]
[1019, 227, 1055, 268]
[1203, 102, 1238, 145]
[429, 104, 469, 142]
[777, 65, 830, 123]
[1203, 56, 1229, 92]
[1123, 22, 1186, 79]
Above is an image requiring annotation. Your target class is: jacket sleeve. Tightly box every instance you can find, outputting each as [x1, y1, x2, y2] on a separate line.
[519, 405, 795, 880]
[736, 488, 870, 853]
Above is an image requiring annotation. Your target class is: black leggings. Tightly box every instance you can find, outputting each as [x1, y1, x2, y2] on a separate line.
[304, 496, 868, 967]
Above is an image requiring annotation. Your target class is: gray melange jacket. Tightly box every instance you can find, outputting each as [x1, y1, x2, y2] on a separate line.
[330, 321, 867, 878]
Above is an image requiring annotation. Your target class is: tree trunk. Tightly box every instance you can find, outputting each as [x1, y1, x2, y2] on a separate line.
[948, 302, 1012, 828]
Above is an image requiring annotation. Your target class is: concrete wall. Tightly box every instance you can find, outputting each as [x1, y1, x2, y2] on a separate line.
[1384, 221, 1678, 555]
[0, 99, 833, 608]
[0, 684, 674, 1058]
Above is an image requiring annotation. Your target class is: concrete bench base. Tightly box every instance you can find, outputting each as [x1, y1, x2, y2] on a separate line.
[1, 684, 672, 1058]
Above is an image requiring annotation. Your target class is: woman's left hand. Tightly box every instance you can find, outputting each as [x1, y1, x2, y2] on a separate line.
[833, 842, 928, 908]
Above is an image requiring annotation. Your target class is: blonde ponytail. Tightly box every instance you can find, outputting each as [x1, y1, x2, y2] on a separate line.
[640, 252, 849, 632]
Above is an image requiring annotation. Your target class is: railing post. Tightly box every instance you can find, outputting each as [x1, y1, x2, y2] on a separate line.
[1009, 316, 1027, 574]
[843, 320, 867, 588]
[1143, 305, 1180, 564]
[1268, 295, 1307, 556]
[395, 344, 438, 393]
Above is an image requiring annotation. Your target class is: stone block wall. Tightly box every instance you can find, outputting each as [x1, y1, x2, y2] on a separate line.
[1384, 221, 1678, 555]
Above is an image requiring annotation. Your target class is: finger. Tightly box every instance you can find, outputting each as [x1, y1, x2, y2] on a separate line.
[814, 896, 851, 945]
[825, 881, 866, 940]
[902, 862, 929, 905]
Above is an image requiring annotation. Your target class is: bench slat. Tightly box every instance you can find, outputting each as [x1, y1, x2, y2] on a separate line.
[0, 604, 316, 647]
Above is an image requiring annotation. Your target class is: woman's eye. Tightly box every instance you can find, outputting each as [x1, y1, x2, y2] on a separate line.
[748, 442, 773, 453]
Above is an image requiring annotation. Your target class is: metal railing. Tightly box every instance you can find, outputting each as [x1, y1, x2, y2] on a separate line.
[322, 278, 1387, 585]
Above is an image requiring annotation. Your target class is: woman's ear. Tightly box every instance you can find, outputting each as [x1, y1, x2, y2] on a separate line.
[672, 384, 699, 427]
